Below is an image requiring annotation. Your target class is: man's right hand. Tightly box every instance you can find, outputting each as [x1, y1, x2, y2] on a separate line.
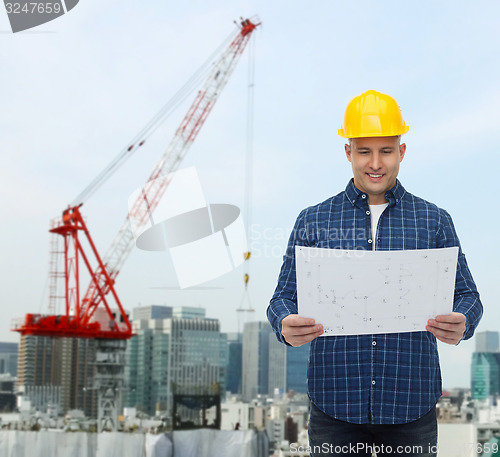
[281, 314, 323, 347]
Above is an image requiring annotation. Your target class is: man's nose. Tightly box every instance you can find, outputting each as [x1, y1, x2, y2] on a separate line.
[370, 152, 382, 170]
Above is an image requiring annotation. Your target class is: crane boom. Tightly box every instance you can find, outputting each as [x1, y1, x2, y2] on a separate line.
[13, 18, 260, 339]
[81, 18, 259, 324]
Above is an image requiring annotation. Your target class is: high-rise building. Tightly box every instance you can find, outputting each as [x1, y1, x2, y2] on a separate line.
[242, 321, 272, 401]
[125, 306, 225, 416]
[172, 306, 205, 320]
[471, 331, 500, 400]
[476, 331, 500, 353]
[268, 335, 309, 395]
[61, 338, 97, 417]
[17, 335, 62, 388]
[0, 342, 19, 376]
[17, 335, 97, 416]
[471, 352, 500, 399]
[225, 332, 242, 395]
[268, 334, 286, 395]
[132, 305, 173, 321]
[285, 343, 309, 394]
[0, 375, 16, 412]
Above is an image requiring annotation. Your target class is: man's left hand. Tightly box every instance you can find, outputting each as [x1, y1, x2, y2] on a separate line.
[426, 312, 466, 345]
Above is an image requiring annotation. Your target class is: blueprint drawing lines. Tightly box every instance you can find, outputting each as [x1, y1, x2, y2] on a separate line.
[296, 246, 459, 336]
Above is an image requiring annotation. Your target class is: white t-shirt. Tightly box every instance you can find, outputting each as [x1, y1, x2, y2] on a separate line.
[369, 203, 389, 250]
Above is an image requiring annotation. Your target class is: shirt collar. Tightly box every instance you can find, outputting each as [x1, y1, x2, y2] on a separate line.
[345, 178, 407, 207]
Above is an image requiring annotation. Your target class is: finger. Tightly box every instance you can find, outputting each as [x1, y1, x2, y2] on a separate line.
[426, 325, 462, 342]
[286, 326, 324, 347]
[426, 325, 455, 337]
[284, 324, 323, 338]
[295, 324, 323, 336]
[434, 334, 459, 345]
[427, 320, 465, 334]
[281, 322, 323, 340]
[427, 320, 454, 331]
[284, 316, 317, 327]
[434, 313, 465, 323]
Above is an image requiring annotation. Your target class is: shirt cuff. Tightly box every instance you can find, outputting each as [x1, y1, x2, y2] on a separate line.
[267, 299, 297, 346]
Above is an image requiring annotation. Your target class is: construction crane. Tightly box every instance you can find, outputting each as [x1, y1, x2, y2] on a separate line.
[12, 17, 260, 431]
[13, 17, 259, 340]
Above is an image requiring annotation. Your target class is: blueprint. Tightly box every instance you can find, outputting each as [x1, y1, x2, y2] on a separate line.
[296, 246, 459, 336]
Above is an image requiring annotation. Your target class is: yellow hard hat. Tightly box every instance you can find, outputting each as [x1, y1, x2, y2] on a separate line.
[338, 90, 409, 138]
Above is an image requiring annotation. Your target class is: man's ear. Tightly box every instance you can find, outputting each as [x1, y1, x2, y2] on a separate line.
[399, 143, 406, 162]
[345, 143, 352, 163]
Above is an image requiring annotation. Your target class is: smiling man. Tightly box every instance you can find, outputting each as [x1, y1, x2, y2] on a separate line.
[267, 90, 482, 456]
[346, 135, 405, 205]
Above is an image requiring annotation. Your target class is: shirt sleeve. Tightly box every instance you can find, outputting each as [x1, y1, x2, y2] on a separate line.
[437, 209, 483, 342]
[267, 209, 309, 345]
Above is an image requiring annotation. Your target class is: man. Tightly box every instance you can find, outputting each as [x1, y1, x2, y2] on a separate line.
[267, 90, 482, 456]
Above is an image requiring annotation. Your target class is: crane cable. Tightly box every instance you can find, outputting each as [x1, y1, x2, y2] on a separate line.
[239, 31, 256, 317]
[71, 29, 236, 206]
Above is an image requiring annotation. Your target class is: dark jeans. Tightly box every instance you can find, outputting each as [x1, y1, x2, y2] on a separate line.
[308, 402, 437, 457]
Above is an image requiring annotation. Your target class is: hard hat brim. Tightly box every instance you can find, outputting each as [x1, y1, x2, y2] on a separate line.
[338, 125, 409, 139]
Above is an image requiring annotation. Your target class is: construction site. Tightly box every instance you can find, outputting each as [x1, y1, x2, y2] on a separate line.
[2, 14, 269, 457]
[1, 2, 499, 457]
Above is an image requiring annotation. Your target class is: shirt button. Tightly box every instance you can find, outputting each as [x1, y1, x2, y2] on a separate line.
[372, 341, 376, 346]
[361, 194, 366, 199]
[366, 210, 370, 215]
[372, 380, 376, 385]
[368, 239, 373, 244]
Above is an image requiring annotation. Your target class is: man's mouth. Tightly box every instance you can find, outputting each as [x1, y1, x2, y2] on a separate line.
[367, 173, 384, 182]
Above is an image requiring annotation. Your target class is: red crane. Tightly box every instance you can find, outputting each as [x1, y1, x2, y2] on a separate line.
[13, 18, 260, 340]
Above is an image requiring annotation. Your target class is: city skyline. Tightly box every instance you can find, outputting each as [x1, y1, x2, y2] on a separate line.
[6, 313, 500, 423]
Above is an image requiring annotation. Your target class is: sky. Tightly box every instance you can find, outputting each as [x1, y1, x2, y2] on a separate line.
[1, 0, 499, 389]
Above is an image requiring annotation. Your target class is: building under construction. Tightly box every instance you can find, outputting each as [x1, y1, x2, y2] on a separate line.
[17, 335, 97, 417]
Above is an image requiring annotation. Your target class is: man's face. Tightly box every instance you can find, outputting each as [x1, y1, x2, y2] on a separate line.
[345, 136, 406, 205]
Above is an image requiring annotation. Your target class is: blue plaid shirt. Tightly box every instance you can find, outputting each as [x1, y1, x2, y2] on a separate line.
[267, 179, 482, 424]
